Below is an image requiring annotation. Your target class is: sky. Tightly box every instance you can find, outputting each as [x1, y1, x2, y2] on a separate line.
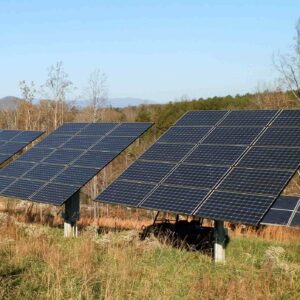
[0, 0, 299, 103]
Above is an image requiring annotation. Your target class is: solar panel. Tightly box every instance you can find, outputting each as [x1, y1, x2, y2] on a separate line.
[203, 127, 263, 145]
[0, 122, 152, 205]
[140, 185, 209, 215]
[164, 164, 229, 189]
[237, 147, 300, 170]
[196, 191, 275, 225]
[158, 127, 212, 144]
[260, 195, 300, 227]
[96, 109, 300, 226]
[218, 168, 294, 195]
[219, 110, 277, 126]
[291, 213, 300, 226]
[0, 130, 43, 165]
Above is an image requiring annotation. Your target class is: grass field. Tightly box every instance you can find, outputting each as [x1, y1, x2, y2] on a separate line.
[0, 212, 299, 300]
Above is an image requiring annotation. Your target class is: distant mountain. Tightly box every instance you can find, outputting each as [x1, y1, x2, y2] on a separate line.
[0, 96, 20, 110]
[75, 97, 158, 108]
[108, 97, 158, 108]
[0, 96, 159, 110]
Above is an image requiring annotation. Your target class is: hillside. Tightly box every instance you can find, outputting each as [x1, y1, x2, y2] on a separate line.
[0, 96, 20, 110]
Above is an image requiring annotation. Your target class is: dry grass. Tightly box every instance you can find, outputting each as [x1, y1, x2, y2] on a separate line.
[0, 213, 299, 299]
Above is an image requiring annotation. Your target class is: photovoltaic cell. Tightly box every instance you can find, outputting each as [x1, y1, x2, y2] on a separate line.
[218, 168, 293, 195]
[270, 195, 299, 210]
[175, 111, 228, 126]
[53, 167, 98, 186]
[196, 191, 274, 225]
[30, 183, 80, 205]
[100, 180, 155, 206]
[259, 209, 292, 226]
[238, 147, 300, 170]
[74, 151, 117, 169]
[256, 127, 300, 147]
[185, 144, 246, 166]
[291, 213, 300, 226]
[203, 127, 263, 145]
[140, 143, 194, 162]
[165, 164, 229, 189]
[271, 110, 300, 127]
[119, 161, 175, 183]
[4, 179, 44, 199]
[158, 126, 211, 144]
[141, 185, 209, 215]
[219, 110, 277, 126]
[0, 123, 152, 205]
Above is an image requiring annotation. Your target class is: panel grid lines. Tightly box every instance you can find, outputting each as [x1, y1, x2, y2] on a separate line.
[136, 111, 231, 208]
[0, 123, 152, 205]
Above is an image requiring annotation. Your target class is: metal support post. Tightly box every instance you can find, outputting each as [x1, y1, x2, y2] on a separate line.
[63, 191, 80, 237]
[214, 220, 227, 263]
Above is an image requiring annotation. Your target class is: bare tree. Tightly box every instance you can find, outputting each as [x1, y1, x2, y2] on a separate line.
[19, 80, 36, 130]
[42, 61, 73, 128]
[274, 18, 300, 101]
[86, 69, 108, 122]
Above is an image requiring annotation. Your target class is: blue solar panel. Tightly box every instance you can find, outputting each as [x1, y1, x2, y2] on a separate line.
[11, 131, 44, 143]
[203, 127, 263, 145]
[53, 167, 98, 186]
[196, 191, 274, 225]
[259, 209, 292, 226]
[30, 183, 79, 205]
[238, 147, 300, 170]
[291, 212, 300, 226]
[140, 143, 194, 162]
[119, 161, 175, 183]
[158, 126, 212, 144]
[218, 168, 293, 195]
[165, 164, 229, 189]
[63, 135, 100, 150]
[91, 136, 137, 152]
[0, 130, 21, 140]
[0, 123, 152, 205]
[219, 110, 277, 126]
[53, 123, 87, 135]
[74, 151, 117, 169]
[185, 144, 246, 166]
[257, 127, 300, 147]
[271, 110, 300, 127]
[44, 149, 84, 165]
[0, 161, 35, 177]
[18, 147, 54, 162]
[24, 164, 65, 181]
[110, 123, 152, 136]
[175, 111, 228, 126]
[140, 185, 209, 215]
[0, 176, 17, 191]
[4, 179, 44, 199]
[0, 142, 28, 155]
[99, 180, 155, 206]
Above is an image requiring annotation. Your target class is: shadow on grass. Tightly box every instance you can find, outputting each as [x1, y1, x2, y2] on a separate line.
[139, 220, 229, 258]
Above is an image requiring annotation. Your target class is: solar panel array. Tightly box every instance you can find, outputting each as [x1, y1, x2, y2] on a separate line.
[0, 130, 43, 165]
[0, 123, 152, 205]
[261, 195, 300, 227]
[96, 110, 300, 226]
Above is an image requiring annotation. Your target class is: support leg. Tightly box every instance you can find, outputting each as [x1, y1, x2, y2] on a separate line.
[214, 220, 227, 263]
[64, 191, 80, 238]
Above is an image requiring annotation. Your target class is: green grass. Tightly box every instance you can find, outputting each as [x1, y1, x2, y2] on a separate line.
[0, 221, 299, 300]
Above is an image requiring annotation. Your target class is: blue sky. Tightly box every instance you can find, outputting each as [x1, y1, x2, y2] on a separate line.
[0, 0, 299, 102]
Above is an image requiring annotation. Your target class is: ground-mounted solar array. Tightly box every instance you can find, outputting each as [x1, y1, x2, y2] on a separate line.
[0, 123, 152, 205]
[0, 130, 43, 165]
[96, 109, 300, 226]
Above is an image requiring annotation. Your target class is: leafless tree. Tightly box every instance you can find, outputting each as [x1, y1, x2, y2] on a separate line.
[274, 18, 300, 101]
[42, 61, 73, 128]
[19, 80, 36, 130]
[86, 69, 108, 122]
